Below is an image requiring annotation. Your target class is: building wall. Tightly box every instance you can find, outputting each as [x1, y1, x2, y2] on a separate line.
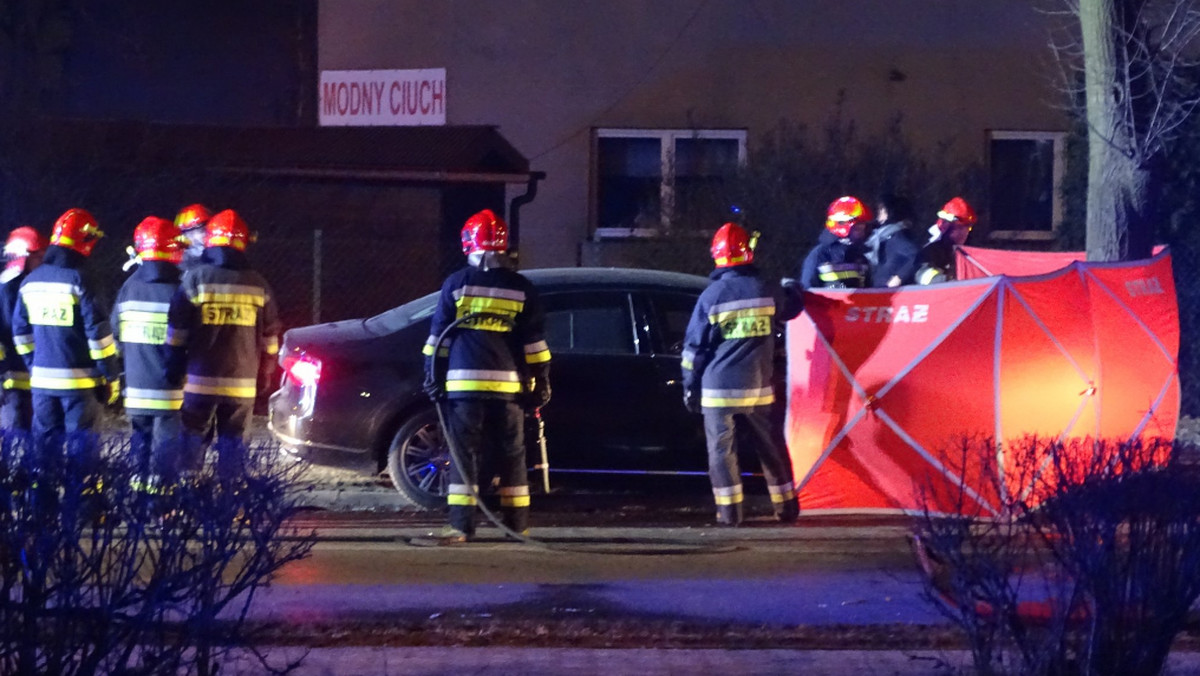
[319, 0, 1069, 269]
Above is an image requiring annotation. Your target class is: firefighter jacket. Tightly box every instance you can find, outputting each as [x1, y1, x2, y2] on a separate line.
[681, 264, 800, 413]
[864, 220, 921, 287]
[166, 247, 280, 400]
[11, 246, 118, 392]
[916, 236, 956, 285]
[113, 261, 183, 414]
[0, 268, 31, 390]
[422, 261, 550, 402]
[797, 230, 869, 289]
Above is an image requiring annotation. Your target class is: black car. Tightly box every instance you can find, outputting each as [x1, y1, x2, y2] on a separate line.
[268, 267, 717, 509]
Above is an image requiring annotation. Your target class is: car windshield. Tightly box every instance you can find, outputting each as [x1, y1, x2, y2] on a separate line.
[362, 291, 438, 335]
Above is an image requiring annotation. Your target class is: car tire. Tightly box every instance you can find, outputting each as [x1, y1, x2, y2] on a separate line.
[386, 407, 451, 510]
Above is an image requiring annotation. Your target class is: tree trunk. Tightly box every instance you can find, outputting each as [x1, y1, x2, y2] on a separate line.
[1080, 0, 1158, 261]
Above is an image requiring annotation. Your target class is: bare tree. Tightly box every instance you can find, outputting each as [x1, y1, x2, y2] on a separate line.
[1054, 0, 1200, 261]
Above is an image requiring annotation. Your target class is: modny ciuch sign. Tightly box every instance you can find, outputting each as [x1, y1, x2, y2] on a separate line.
[319, 68, 446, 126]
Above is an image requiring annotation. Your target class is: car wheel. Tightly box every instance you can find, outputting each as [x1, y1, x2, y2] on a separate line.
[386, 407, 450, 510]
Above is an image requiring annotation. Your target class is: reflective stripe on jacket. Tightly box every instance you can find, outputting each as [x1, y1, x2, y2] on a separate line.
[12, 246, 117, 393]
[167, 247, 280, 400]
[682, 264, 798, 413]
[423, 264, 550, 401]
[114, 261, 183, 414]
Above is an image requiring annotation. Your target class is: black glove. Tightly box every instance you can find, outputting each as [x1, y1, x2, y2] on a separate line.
[530, 377, 552, 409]
[683, 389, 701, 414]
[423, 374, 444, 402]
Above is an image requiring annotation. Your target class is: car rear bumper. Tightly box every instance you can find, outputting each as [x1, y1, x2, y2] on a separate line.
[268, 390, 378, 473]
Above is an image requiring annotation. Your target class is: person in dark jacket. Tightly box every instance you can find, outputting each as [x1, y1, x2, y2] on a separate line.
[916, 197, 977, 285]
[423, 209, 551, 543]
[12, 209, 118, 444]
[114, 217, 187, 487]
[865, 194, 921, 287]
[0, 226, 46, 432]
[682, 222, 802, 526]
[167, 209, 280, 480]
[792, 196, 873, 290]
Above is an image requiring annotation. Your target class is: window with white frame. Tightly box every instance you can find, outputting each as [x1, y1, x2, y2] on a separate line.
[594, 128, 746, 237]
[987, 130, 1066, 240]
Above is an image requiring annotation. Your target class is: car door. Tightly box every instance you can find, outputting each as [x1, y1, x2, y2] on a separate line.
[636, 289, 709, 471]
[539, 289, 679, 472]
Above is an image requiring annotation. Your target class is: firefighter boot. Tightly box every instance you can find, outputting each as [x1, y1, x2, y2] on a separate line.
[775, 497, 800, 523]
[716, 503, 743, 527]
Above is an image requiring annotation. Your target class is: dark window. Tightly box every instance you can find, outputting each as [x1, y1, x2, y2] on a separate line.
[673, 137, 741, 228]
[543, 292, 636, 355]
[597, 137, 662, 229]
[645, 292, 700, 354]
[989, 135, 1059, 232]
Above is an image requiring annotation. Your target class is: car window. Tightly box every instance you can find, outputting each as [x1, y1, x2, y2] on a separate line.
[363, 291, 438, 335]
[646, 292, 700, 355]
[542, 291, 636, 355]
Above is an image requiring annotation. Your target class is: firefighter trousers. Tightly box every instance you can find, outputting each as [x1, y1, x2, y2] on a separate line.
[129, 413, 183, 483]
[703, 408, 799, 526]
[32, 390, 101, 446]
[443, 398, 529, 535]
[180, 393, 253, 481]
[0, 388, 32, 433]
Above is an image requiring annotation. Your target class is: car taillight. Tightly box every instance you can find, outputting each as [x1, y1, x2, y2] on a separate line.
[283, 354, 322, 388]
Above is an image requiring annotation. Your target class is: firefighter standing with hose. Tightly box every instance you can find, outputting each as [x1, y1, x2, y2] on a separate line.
[683, 222, 801, 526]
[166, 209, 280, 480]
[114, 217, 188, 488]
[422, 209, 551, 544]
[0, 226, 46, 432]
[12, 209, 119, 445]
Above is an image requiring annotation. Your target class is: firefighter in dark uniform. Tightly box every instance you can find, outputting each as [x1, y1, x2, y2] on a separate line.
[794, 196, 873, 290]
[423, 209, 551, 543]
[174, 203, 212, 273]
[114, 217, 187, 486]
[916, 197, 977, 285]
[166, 209, 280, 479]
[0, 226, 46, 432]
[12, 209, 118, 444]
[683, 222, 801, 526]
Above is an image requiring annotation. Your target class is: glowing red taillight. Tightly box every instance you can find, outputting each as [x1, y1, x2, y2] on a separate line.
[283, 354, 322, 388]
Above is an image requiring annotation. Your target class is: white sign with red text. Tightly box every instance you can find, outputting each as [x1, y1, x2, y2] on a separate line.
[319, 68, 446, 126]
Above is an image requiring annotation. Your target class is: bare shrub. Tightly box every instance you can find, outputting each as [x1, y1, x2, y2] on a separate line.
[914, 436, 1199, 676]
[0, 432, 316, 676]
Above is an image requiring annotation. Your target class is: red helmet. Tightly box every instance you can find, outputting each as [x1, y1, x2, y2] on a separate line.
[710, 222, 757, 267]
[936, 197, 977, 229]
[825, 196, 873, 239]
[461, 209, 509, 255]
[205, 209, 253, 251]
[174, 203, 212, 233]
[134, 216, 186, 264]
[50, 208, 104, 256]
[4, 226, 45, 259]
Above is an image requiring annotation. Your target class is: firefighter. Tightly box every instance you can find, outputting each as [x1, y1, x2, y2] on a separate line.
[683, 222, 801, 526]
[166, 209, 280, 479]
[114, 217, 187, 486]
[794, 196, 873, 289]
[173, 203, 212, 272]
[422, 208, 551, 543]
[0, 226, 46, 432]
[866, 193, 922, 287]
[916, 197, 977, 285]
[12, 209, 118, 444]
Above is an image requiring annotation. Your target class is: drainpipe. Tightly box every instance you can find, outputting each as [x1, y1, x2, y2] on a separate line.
[508, 171, 546, 262]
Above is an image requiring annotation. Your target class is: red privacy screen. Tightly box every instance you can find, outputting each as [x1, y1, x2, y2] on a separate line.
[785, 248, 1179, 515]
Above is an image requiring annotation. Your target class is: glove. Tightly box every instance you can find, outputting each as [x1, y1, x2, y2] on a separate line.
[683, 389, 701, 414]
[529, 377, 552, 409]
[422, 374, 444, 402]
[102, 379, 121, 406]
